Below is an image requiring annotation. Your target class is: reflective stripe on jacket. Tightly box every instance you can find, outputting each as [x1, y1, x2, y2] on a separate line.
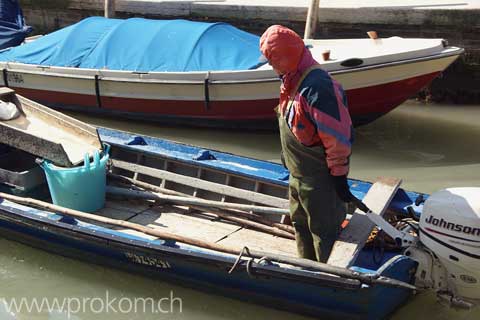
[279, 50, 353, 176]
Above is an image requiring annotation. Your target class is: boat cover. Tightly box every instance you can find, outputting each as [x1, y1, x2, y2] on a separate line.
[0, 0, 32, 50]
[0, 17, 263, 72]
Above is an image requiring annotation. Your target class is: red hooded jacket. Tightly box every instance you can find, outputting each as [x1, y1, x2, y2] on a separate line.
[260, 25, 353, 176]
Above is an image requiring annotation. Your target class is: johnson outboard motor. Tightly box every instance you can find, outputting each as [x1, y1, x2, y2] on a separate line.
[0, 0, 32, 50]
[417, 188, 480, 304]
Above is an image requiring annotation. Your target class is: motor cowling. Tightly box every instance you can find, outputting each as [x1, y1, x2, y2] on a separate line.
[419, 188, 480, 301]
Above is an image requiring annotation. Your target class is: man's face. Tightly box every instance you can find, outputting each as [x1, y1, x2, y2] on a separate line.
[270, 62, 286, 76]
[266, 54, 289, 76]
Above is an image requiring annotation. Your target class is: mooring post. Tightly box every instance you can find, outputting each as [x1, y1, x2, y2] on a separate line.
[304, 0, 320, 39]
[105, 0, 116, 18]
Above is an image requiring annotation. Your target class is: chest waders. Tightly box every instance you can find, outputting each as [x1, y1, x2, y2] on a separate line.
[278, 65, 346, 262]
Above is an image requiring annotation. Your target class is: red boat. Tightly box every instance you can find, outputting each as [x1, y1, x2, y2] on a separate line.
[0, 18, 463, 128]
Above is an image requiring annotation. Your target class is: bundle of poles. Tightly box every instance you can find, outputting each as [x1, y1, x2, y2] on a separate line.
[107, 173, 295, 239]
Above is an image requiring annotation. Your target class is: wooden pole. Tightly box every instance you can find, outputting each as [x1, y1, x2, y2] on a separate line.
[304, 0, 320, 40]
[0, 191, 416, 290]
[108, 173, 295, 235]
[150, 205, 295, 240]
[108, 178, 294, 239]
[105, 0, 116, 18]
[106, 186, 290, 216]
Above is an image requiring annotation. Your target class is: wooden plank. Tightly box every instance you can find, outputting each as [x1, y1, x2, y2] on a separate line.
[0, 87, 15, 97]
[218, 227, 297, 257]
[103, 199, 152, 215]
[128, 206, 241, 243]
[84, 199, 151, 228]
[113, 159, 289, 209]
[107, 186, 289, 216]
[327, 177, 402, 268]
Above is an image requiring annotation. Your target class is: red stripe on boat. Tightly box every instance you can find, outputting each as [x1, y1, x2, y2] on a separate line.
[12, 71, 440, 124]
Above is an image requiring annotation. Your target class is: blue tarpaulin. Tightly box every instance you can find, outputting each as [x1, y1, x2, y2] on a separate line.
[0, 0, 32, 50]
[0, 17, 263, 72]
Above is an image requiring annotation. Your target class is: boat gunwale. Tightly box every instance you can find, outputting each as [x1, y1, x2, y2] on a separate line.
[100, 127, 426, 218]
[0, 197, 372, 290]
[0, 47, 463, 86]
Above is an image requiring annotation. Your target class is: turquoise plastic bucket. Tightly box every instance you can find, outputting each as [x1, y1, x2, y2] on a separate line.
[40, 144, 110, 212]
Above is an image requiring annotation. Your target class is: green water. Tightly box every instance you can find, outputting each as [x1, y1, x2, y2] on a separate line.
[1, 102, 479, 319]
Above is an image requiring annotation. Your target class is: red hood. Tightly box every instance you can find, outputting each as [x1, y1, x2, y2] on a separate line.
[280, 49, 319, 106]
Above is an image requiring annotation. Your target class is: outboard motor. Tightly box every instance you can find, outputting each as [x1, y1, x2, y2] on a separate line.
[419, 188, 480, 302]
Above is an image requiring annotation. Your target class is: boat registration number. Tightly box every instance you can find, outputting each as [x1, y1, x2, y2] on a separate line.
[125, 252, 171, 269]
[7, 72, 24, 84]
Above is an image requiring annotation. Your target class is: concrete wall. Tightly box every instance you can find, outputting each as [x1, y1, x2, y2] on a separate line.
[19, 0, 480, 103]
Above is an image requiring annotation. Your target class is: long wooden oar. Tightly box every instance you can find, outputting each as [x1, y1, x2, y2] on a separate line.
[106, 186, 290, 216]
[0, 192, 416, 290]
[149, 205, 294, 240]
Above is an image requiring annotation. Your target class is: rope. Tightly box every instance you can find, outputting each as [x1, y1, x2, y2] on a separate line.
[228, 246, 252, 274]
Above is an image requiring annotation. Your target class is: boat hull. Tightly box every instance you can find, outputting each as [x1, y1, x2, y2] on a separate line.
[0, 199, 416, 320]
[0, 52, 459, 128]
[0, 121, 423, 319]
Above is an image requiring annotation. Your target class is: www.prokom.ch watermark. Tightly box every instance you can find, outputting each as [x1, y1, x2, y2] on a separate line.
[1, 290, 182, 318]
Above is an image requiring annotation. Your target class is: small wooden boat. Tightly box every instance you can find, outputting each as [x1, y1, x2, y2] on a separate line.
[1, 93, 479, 319]
[0, 17, 463, 128]
[0, 128, 420, 319]
[0, 87, 102, 166]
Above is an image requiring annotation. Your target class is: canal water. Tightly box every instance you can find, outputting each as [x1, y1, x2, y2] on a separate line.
[1, 101, 479, 319]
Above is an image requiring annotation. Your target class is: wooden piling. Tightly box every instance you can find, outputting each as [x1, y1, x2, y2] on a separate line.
[105, 0, 116, 18]
[304, 0, 320, 39]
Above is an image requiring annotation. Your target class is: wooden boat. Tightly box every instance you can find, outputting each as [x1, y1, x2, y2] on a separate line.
[3, 93, 479, 319]
[0, 127, 421, 319]
[0, 110, 426, 320]
[0, 17, 463, 128]
[0, 87, 102, 166]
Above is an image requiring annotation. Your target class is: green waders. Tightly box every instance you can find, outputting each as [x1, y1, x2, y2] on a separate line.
[278, 66, 346, 262]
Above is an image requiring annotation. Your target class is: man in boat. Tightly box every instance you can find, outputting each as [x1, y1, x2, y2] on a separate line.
[260, 25, 367, 262]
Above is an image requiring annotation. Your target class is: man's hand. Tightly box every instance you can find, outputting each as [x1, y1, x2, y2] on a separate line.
[331, 175, 354, 202]
[351, 198, 370, 213]
[331, 175, 370, 213]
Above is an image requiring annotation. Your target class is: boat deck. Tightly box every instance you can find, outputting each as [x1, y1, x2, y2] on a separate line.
[92, 198, 298, 257]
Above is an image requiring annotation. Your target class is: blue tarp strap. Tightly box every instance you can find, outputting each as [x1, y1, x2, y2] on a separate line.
[2, 68, 9, 87]
[204, 72, 210, 110]
[94, 74, 102, 108]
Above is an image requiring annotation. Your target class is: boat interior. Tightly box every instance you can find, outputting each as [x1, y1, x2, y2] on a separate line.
[95, 197, 298, 257]
[102, 144, 298, 256]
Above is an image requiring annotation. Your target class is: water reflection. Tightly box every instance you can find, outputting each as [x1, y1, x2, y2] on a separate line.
[354, 103, 480, 167]
[0, 239, 312, 320]
[351, 103, 480, 193]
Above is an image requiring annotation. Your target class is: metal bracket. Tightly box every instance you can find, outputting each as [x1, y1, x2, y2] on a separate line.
[204, 71, 210, 110]
[365, 210, 416, 247]
[2, 69, 9, 87]
[94, 74, 102, 108]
